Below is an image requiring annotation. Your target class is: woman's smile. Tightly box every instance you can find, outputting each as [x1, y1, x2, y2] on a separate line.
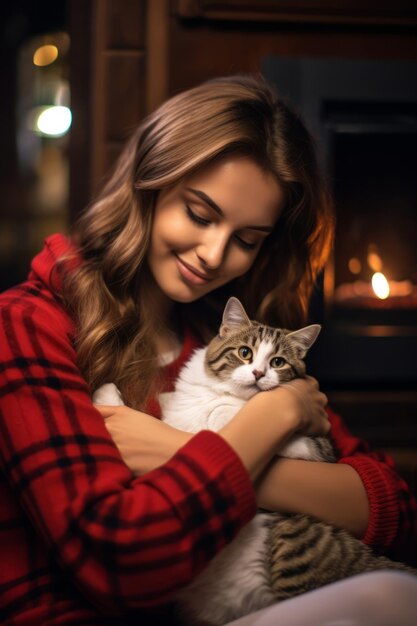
[174, 254, 215, 285]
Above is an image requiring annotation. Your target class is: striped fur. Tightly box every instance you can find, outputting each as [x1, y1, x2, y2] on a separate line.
[268, 513, 415, 602]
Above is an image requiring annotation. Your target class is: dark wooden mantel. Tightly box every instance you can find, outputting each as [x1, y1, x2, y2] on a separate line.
[175, 0, 417, 26]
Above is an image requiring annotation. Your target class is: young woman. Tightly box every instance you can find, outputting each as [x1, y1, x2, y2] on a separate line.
[0, 75, 416, 626]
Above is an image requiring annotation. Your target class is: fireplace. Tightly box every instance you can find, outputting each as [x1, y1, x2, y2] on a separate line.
[263, 57, 417, 392]
[330, 109, 417, 324]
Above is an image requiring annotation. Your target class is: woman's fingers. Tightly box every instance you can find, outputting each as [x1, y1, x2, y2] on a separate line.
[305, 375, 319, 389]
[319, 391, 329, 407]
[94, 404, 121, 418]
[278, 377, 331, 437]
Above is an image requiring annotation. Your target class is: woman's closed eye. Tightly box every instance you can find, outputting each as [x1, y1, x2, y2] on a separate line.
[186, 204, 211, 226]
[234, 235, 257, 250]
[186, 205, 258, 250]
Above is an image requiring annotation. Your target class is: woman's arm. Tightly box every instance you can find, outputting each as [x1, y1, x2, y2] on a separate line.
[328, 409, 417, 562]
[101, 381, 417, 561]
[0, 299, 257, 612]
[256, 408, 417, 564]
[100, 376, 330, 481]
[220, 382, 368, 538]
[255, 457, 369, 538]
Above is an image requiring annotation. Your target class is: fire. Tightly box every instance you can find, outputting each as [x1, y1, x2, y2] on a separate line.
[367, 251, 383, 273]
[371, 272, 390, 299]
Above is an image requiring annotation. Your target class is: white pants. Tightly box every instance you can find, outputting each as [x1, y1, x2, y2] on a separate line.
[226, 571, 417, 626]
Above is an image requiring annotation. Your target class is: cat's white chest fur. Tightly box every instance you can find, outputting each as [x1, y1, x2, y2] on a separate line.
[159, 347, 246, 432]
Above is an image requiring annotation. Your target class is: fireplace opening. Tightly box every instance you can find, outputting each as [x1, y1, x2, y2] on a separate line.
[326, 102, 417, 328]
[313, 102, 417, 388]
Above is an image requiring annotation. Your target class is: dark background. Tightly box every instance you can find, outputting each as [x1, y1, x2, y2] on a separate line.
[0, 1, 68, 291]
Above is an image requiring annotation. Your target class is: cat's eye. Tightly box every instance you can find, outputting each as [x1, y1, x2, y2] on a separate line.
[270, 356, 286, 368]
[238, 346, 253, 361]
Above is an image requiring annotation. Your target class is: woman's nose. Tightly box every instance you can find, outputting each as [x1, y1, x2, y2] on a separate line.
[196, 232, 229, 269]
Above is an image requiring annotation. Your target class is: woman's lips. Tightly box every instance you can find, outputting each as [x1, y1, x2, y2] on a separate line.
[175, 255, 213, 285]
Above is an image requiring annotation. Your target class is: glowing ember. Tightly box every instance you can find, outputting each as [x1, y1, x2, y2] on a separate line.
[371, 272, 390, 300]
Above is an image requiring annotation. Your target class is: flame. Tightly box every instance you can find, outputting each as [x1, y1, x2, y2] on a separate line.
[368, 252, 383, 272]
[371, 272, 390, 299]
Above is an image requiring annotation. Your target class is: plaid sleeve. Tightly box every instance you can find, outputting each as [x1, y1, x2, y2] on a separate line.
[0, 289, 256, 612]
[328, 408, 417, 563]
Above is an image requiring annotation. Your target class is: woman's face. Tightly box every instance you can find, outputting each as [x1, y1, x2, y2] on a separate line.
[147, 156, 285, 305]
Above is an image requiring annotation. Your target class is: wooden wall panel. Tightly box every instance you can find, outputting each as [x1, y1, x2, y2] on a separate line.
[104, 52, 146, 141]
[146, 0, 170, 113]
[168, 17, 417, 94]
[106, 0, 146, 48]
[70, 0, 155, 203]
[104, 143, 126, 177]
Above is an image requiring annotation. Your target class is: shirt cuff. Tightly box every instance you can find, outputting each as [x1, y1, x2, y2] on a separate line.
[339, 455, 399, 551]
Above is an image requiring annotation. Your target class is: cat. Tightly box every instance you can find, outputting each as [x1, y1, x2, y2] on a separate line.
[94, 297, 416, 626]
[159, 296, 333, 463]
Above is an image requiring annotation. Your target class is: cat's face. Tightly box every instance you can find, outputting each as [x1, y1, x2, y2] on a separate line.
[205, 297, 320, 400]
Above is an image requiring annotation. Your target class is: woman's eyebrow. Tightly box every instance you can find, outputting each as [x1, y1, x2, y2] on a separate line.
[185, 187, 274, 233]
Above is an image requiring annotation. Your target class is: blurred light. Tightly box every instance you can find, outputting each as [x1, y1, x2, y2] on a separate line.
[367, 243, 383, 272]
[54, 81, 70, 107]
[36, 106, 72, 136]
[33, 45, 59, 67]
[348, 257, 361, 274]
[371, 272, 390, 299]
[367, 252, 383, 272]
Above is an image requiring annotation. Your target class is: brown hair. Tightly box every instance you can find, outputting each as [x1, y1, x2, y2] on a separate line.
[61, 75, 334, 408]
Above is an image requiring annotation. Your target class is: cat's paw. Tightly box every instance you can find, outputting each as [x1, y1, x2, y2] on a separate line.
[93, 383, 125, 406]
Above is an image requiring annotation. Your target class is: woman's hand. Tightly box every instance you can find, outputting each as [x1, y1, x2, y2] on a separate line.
[219, 376, 330, 482]
[268, 375, 330, 438]
[95, 405, 192, 476]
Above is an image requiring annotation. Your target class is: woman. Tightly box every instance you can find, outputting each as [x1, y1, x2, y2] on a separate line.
[0, 75, 415, 626]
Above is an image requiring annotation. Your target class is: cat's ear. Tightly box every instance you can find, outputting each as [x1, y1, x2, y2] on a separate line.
[286, 324, 321, 358]
[219, 297, 251, 338]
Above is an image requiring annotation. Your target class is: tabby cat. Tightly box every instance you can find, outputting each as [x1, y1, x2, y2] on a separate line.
[94, 297, 416, 626]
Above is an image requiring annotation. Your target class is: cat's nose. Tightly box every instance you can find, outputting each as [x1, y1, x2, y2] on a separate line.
[252, 369, 264, 381]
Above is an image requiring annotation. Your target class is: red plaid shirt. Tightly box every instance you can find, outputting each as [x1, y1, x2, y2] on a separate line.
[0, 235, 416, 625]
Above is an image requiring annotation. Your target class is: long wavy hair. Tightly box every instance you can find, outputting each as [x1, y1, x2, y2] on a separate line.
[61, 75, 334, 409]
